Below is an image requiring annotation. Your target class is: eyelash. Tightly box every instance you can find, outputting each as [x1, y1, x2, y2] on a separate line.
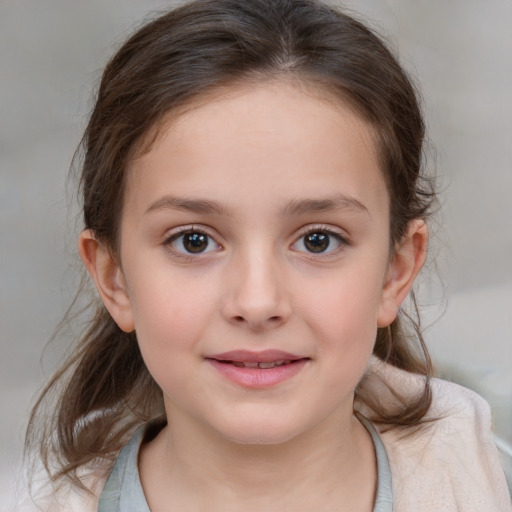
[164, 226, 221, 260]
[292, 225, 349, 256]
[163, 224, 349, 260]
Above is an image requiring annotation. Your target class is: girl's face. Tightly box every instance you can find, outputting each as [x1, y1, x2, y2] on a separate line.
[111, 82, 401, 444]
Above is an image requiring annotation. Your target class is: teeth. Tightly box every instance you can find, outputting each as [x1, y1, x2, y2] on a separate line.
[257, 360, 293, 368]
[229, 360, 294, 368]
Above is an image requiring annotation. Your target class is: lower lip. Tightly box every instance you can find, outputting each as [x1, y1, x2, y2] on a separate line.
[207, 359, 308, 388]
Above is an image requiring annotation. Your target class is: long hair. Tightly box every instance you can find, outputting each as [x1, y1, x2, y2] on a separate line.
[26, 0, 436, 486]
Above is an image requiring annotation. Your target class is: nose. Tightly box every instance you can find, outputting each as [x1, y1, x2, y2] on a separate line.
[221, 249, 292, 331]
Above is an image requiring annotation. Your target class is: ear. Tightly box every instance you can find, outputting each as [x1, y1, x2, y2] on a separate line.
[78, 229, 135, 332]
[377, 220, 428, 327]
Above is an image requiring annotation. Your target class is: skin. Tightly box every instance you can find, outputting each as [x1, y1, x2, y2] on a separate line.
[80, 81, 428, 511]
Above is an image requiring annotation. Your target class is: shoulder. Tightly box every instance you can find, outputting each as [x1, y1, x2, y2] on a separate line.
[364, 358, 511, 511]
[19, 420, 160, 512]
[366, 355, 492, 422]
[17, 460, 112, 512]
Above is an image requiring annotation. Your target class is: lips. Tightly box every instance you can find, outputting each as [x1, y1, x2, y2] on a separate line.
[206, 350, 309, 388]
[208, 349, 305, 364]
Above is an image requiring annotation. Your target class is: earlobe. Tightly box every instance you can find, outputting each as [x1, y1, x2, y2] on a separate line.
[78, 230, 135, 332]
[377, 220, 428, 327]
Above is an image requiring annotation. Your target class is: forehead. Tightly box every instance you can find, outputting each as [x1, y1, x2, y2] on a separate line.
[125, 80, 389, 219]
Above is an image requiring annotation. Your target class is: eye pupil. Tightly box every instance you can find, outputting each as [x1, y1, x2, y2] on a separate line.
[184, 232, 209, 253]
[304, 232, 329, 252]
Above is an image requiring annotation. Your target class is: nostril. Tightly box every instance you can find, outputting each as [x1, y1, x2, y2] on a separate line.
[231, 315, 282, 326]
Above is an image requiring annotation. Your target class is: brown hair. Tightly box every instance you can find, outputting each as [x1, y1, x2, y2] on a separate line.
[26, 0, 436, 486]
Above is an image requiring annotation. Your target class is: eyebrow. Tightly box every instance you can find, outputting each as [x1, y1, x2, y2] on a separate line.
[283, 195, 369, 216]
[145, 196, 235, 216]
[145, 193, 368, 217]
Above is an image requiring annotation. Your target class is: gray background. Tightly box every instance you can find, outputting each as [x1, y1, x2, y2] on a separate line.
[1, 0, 511, 507]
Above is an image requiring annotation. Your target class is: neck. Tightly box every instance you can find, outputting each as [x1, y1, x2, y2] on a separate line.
[139, 404, 377, 512]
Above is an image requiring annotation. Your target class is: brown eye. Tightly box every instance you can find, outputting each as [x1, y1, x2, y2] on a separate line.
[291, 229, 346, 255]
[183, 232, 209, 253]
[168, 230, 218, 255]
[304, 232, 330, 253]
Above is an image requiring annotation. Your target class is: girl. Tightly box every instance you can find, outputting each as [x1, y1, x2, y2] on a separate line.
[24, 0, 511, 510]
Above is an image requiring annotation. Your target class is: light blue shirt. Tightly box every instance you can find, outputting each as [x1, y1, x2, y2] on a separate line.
[98, 417, 392, 511]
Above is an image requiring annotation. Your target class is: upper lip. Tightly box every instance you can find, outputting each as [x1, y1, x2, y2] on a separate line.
[207, 350, 306, 363]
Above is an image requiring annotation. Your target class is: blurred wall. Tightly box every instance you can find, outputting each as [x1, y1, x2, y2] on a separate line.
[1, 0, 511, 507]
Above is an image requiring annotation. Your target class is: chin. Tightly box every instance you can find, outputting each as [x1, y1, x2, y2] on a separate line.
[223, 430, 298, 446]
[214, 416, 308, 446]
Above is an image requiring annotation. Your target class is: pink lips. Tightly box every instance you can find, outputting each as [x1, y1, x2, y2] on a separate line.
[206, 350, 309, 388]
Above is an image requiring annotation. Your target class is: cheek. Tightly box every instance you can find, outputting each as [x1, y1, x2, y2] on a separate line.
[310, 261, 385, 314]
[300, 266, 385, 352]
[311, 284, 380, 394]
[129, 279, 218, 401]
[126, 269, 218, 359]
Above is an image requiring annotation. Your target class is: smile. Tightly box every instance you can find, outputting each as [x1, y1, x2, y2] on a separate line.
[206, 350, 309, 388]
